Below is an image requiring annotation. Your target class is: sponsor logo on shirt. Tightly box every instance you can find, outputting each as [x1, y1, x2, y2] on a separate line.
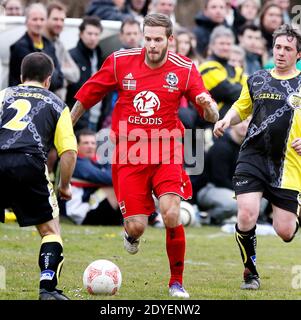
[133, 91, 160, 117]
[287, 92, 301, 110]
[129, 91, 162, 125]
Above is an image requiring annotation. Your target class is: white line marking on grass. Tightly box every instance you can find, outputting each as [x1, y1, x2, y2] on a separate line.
[207, 232, 229, 239]
[185, 259, 211, 266]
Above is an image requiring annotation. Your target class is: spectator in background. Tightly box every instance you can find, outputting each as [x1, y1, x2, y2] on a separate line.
[43, 2, 81, 183]
[176, 28, 202, 68]
[176, 28, 202, 130]
[260, 1, 283, 58]
[151, 0, 176, 17]
[9, 3, 64, 92]
[3, 0, 23, 16]
[123, 0, 150, 24]
[224, 0, 246, 40]
[237, 23, 263, 75]
[193, 0, 228, 58]
[237, 0, 260, 25]
[44, 1, 80, 101]
[119, 17, 142, 48]
[229, 44, 246, 69]
[198, 26, 245, 120]
[85, 0, 131, 21]
[150, 0, 180, 29]
[66, 16, 104, 132]
[64, 129, 123, 226]
[274, 0, 291, 23]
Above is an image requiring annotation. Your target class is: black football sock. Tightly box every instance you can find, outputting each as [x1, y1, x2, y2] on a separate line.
[235, 224, 259, 277]
[39, 235, 64, 292]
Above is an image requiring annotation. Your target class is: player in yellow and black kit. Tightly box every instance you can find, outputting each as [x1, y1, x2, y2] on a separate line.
[214, 24, 301, 290]
[0, 52, 77, 299]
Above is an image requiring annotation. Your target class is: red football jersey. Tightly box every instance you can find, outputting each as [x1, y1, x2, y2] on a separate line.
[75, 47, 208, 138]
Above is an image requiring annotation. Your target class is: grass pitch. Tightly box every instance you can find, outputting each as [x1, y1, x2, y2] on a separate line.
[0, 219, 301, 300]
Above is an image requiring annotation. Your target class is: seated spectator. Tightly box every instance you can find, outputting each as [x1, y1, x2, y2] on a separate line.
[176, 28, 202, 68]
[119, 17, 142, 48]
[274, 0, 291, 23]
[123, 0, 150, 24]
[260, 1, 283, 59]
[64, 129, 123, 225]
[3, 0, 23, 16]
[237, 0, 260, 25]
[198, 25, 246, 119]
[193, 0, 228, 58]
[150, 0, 177, 26]
[66, 16, 104, 132]
[44, 1, 80, 101]
[8, 3, 63, 92]
[237, 23, 263, 75]
[85, 0, 131, 21]
[224, 0, 246, 40]
[196, 119, 269, 225]
[229, 44, 246, 69]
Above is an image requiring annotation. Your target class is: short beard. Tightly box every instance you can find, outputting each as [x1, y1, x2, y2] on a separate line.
[146, 45, 168, 65]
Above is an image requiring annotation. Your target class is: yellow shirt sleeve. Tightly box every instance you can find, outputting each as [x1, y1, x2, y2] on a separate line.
[54, 107, 77, 156]
[231, 81, 252, 121]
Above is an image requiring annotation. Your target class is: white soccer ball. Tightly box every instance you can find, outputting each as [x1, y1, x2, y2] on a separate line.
[180, 201, 197, 227]
[83, 259, 122, 295]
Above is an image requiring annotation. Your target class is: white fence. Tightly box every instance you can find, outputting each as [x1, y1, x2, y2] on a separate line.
[0, 16, 122, 89]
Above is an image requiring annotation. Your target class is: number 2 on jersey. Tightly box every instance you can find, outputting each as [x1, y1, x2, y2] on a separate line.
[2, 99, 31, 131]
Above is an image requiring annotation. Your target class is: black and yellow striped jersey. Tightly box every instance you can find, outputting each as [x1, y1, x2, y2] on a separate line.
[232, 69, 301, 192]
[0, 84, 77, 161]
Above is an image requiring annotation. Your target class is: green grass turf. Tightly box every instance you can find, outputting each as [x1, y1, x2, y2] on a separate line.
[0, 219, 301, 300]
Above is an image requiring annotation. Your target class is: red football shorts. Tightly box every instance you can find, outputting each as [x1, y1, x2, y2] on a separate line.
[112, 162, 192, 218]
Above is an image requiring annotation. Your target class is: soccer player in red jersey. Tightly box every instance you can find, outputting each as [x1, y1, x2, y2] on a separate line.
[71, 13, 219, 298]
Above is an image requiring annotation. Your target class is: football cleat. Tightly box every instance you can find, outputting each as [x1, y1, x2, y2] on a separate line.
[123, 231, 140, 254]
[169, 282, 190, 298]
[240, 269, 260, 290]
[39, 288, 70, 300]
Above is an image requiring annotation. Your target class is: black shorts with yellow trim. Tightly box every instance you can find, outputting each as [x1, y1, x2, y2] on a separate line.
[0, 152, 59, 227]
[233, 174, 300, 215]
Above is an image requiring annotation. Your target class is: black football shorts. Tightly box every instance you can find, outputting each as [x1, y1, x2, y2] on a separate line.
[0, 153, 59, 227]
[233, 173, 300, 215]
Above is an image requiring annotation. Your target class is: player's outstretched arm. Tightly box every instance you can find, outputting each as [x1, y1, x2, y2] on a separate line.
[59, 150, 77, 200]
[71, 101, 86, 126]
[195, 92, 219, 123]
[213, 109, 241, 138]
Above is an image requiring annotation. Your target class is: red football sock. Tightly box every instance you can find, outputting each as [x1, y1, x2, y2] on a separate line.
[166, 224, 186, 287]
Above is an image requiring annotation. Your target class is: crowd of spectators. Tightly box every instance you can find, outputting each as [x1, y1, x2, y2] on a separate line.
[1, 0, 299, 226]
